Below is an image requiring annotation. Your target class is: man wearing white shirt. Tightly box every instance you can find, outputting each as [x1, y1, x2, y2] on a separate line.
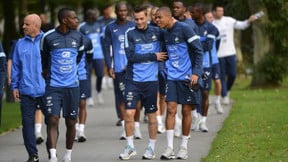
[212, 3, 256, 104]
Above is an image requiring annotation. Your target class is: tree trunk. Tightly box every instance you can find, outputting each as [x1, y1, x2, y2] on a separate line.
[246, 1, 272, 86]
[3, 0, 17, 102]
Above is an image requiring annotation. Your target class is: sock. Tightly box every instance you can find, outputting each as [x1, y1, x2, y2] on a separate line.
[180, 135, 189, 149]
[192, 109, 198, 118]
[166, 130, 174, 149]
[35, 123, 42, 134]
[49, 148, 57, 159]
[64, 149, 72, 160]
[201, 116, 207, 123]
[157, 115, 163, 127]
[134, 121, 140, 128]
[75, 123, 79, 131]
[148, 139, 156, 151]
[126, 136, 134, 148]
[79, 124, 85, 132]
[121, 120, 125, 131]
[215, 95, 221, 104]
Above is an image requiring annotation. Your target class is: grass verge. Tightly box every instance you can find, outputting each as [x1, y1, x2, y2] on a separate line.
[204, 76, 288, 162]
[0, 101, 21, 134]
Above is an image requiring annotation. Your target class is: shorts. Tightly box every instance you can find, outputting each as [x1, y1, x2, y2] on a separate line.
[125, 80, 158, 113]
[43, 86, 80, 118]
[211, 63, 220, 80]
[202, 68, 212, 91]
[114, 72, 126, 102]
[165, 80, 200, 105]
[158, 72, 166, 95]
[79, 79, 89, 99]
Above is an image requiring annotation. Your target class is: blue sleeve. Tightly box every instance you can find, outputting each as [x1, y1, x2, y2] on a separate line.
[84, 36, 93, 62]
[124, 30, 157, 63]
[201, 24, 218, 52]
[11, 42, 20, 90]
[40, 35, 50, 78]
[103, 25, 112, 70]
[184, 26, 203, 77]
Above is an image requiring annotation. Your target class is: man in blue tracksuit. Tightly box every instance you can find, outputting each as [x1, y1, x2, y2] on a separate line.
[79, 9, 105, 105]
[103, 1, 136, 140]
[155, 7, 203, 160]
[11, 14, 45, 162]
[190, 3, 220, 133]
[41, 8, 84, 162]
[119, 5, 167, 160]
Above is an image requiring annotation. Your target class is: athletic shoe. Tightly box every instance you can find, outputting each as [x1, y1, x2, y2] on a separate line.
[87, 98, 94, 106]
[142, 146, 156, 160]
[191, 115, 200, 131]
[222, 96, 230, 105]
[215, 102, 224, 114]
[160, 147, 176, 160]
[26, 154, 39, 162]
[97, 93, 104, 105]
[120, 130, 126, 140]
[176, 147, 188, 159]
[157, 125, 165, 134]
[199, 121, 208, 132]
[116, 119, 122, 126]
[134, 127, 142, 139]
[49, 157, 58, 162]
[119, 145, 137, 160]
[35, 133, 44, 145]
[77, 131, 87, 142]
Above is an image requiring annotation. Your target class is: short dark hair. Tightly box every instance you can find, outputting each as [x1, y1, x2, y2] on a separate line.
[212, 2, 224, 11]
[133, 5, 148, 15]
[57, 8, 75, 23]
[115, 1, 128, 12]
[173, 0, 187, 6]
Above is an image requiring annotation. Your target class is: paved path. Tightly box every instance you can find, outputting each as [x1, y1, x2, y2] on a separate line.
[0, 84, 232, 162]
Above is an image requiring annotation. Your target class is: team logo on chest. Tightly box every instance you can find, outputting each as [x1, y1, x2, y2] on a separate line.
[175, 37, 179, 43]
[152, 34, 157, 41]
[72, 40, 77, 47]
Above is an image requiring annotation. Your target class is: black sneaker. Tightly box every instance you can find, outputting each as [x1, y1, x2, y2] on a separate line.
[116, 119, 122, 126]
[36, 136, 44, 145]
[26, 155, 39, 162]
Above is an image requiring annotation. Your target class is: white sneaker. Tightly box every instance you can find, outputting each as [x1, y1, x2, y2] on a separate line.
[199, 121, 208, 132]
[191, 115, 200, 131]
[120, 130, 126, 140]
[160, 147, 176, 160]
[77, 131, 87, 142]
[222, 96, 230, 105]
[86, 98, 94, 106]
[119, 145, 137, 160]
[176, 147, 188, 159]
[97, 93, 104, 105]
[215, 102, 224, 114]
[49, 157, 58, 162]
[62, 159, 71, 162]
[157, 125, 165, 134]
[134, 127, 142, 139]
[142, 146, 156, 159]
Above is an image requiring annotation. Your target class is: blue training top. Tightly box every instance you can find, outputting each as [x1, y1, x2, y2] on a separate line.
[162, 21, 203, 81]
[103, 20, 135, 73]
[194, 20, 219, 68]
[124, 25, 163, 82]
[41, 28, 84, 88]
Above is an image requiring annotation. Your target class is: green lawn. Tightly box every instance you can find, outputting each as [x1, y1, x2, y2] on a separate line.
[0, 101, 21, 134]
[204, 77, 288, 162]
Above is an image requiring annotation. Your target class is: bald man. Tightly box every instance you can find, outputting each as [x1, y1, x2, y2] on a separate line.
[11, 14, 45, 162]
[155, 7, 203, 160]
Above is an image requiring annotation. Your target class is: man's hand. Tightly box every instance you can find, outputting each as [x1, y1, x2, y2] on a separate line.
[155, 52, 168, 62]
[13, 89, 20, 101]
[108, 68, 115, 79]
[190, 74, 199, 86]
